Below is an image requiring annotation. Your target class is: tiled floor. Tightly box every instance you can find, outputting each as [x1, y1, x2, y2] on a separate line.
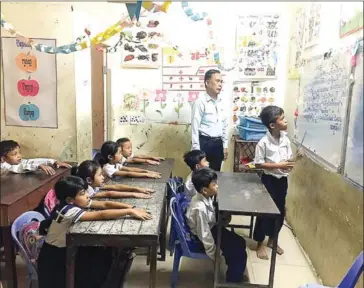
[1, 216, 321, 288]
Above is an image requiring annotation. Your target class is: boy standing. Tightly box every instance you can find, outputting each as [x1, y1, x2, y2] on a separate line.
[253, 106, 303, 260]
[186, 167, 247, 283]
[183, 150, 209, 199]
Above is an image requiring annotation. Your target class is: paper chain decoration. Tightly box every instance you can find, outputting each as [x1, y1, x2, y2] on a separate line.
[181, 2, 207, 22]
[0, 2, 170, 54]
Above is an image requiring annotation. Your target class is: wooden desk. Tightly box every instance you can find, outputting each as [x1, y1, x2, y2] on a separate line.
[0, 168, 72, 288]
[66, 181, 167, 288]
[214, 172, 280, 288]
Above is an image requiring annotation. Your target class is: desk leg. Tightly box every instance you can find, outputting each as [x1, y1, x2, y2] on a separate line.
[66, 243, 77, 288]
[158, 197, 167, 261]
[233, 139, 238, 172]
[149, 244, 157, 288]
[1, 226, 17, 288]
[268, 219, 279, 288]
[213, 213, 223, 288]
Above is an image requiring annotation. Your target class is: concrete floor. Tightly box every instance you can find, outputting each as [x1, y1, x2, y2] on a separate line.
[1, 216, 321, 288]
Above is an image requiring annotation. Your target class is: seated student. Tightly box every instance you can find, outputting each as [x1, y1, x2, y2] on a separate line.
[72, 160, 155, 199]
[0, 140, 71, 175]
[186, 167, 247, 284]
[37, 176, 152, 288]
[183, 150, 209, 199]
[116, 137, 165, 166]
[99, 141, 162, 179]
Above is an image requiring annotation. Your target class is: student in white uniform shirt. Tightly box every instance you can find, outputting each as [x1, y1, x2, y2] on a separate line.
[37, 176, 152, 288]
[0, 140, 71, 175]
[116, 137, 165, 166]
[186, 167, 247, 283]
[72, 160, 155, 199]
[253, 106, 303, 260]
[98, 141, 161, 179]
[183, 150, 209, 199]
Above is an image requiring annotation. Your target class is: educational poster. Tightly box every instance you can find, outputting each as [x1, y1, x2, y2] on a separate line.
[231, 81, 277, 126]
[303, 2, 321, 49]
[288, 8, 306, 79]
[1, 37, 57, 128]
[121, 18, 162, 69]
[236, 14, 280, 79]
[340, 3, 363, 39]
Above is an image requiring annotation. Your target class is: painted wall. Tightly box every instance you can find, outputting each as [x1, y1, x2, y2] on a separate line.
[284, 3, 363, 286]
[0, 2, 77, 161]
[107, 2, 290, 178]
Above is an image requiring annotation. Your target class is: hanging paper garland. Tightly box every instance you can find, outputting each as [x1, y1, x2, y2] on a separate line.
[181, 2, 207, 22]
[142, 0, 171, 13]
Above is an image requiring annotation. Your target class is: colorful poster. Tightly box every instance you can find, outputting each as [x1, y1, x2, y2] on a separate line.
[340, 3, 363, 39]
[1, 37, 57, 128]
[231, 81, 277, 126]
[303, 2, 321, 49]
[236, 14, 280, 79]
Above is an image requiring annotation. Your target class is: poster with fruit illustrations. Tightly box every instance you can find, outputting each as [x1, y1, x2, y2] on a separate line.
[1, 37, 57, 128]
[231, 80, 277, 126]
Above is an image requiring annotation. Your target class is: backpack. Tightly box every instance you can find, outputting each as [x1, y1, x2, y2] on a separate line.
[43, 189, 59, 217]
[18, 219, 44, 266]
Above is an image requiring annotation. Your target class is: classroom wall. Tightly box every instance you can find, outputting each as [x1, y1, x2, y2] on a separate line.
[107, 2, 290, 177]
[284, 3, 363, 286]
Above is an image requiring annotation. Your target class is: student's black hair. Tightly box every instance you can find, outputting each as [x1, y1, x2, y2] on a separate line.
[39, 176, 88, 235]
[97, 141, 119, 167]
[116, 137, 131, 147]
[0, 140, 20, 158]
[183, 150, 206, 171]
[71, 160, 101, 182]
[191, 167, 218, 194]
[204, 69, 221, 87]
[259, 105, 284, 130]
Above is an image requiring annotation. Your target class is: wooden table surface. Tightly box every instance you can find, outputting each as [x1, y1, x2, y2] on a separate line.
[216, 172, 280, 216]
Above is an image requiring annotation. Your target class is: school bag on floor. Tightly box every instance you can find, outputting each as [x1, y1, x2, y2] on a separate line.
[18, 220, 44, 266]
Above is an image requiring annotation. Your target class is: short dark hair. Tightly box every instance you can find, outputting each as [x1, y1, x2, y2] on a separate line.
[116, 137, 130, 147]
[71, 160, 101, 181]
[192, 167, 217, 193]
[183, 150, 206, 171]
[204, 69, 221, 87]
[259, 105, 284, 129]
[98, 141, 119, 166]
[0, 140, 20, 158]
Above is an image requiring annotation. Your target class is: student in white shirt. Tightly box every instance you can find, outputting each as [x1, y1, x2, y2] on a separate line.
[186, 168, 247, 283]
[98, 141, 161, 179]
[0, 140, 71, 175]
[253, 106, 303, 260]
[116, 137, 165, 166]
[37, 176, 152, 288]
[183, 150, 209, 199]
[72, 160, 155, 199]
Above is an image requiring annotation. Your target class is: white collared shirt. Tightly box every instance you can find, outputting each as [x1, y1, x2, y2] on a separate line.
[184, 172, 197, 199]
[186, 193, 217, 259]
[103, 163, 123, 178]
[254, 131, 293, 178]
[191, 93, 228, 150]
[87, 185, 100, 198]
[0, 158, 56, 174]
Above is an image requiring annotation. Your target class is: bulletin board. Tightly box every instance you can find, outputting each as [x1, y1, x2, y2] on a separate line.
[1, 37, 57, 128]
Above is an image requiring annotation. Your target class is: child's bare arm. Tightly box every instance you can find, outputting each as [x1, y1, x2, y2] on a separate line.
[80, 208, 152, 221]
[134, 155, 165, 161]
[93, 191, 152, 199]
[90, 200, 133, 210]
[114, 170, 162, 179]
[120, 166, 151, 173]
[103, 183, 155, 194]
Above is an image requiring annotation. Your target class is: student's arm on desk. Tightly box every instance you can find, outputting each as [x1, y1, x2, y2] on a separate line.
[93, 191, 152, 199]
[103, 183, 155, 194]
[90, 200, 133, 209]
[80, 208, 152, 221]
[113, 170, 162, 179]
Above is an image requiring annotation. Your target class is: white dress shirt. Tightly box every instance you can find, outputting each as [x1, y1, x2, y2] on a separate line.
[191, 93, 228, 150]
[103, 163, 123, 178]
[254, 131, 293, 178]
[184, 172, 197, 199]
[186, 193, 217, 259]
[0, 158, 56, 174]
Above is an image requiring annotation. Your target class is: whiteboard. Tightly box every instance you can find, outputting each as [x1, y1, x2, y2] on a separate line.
[295, 49, 352, 170]
[344, 41, 363, 187]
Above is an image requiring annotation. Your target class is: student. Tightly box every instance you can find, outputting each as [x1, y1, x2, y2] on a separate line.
[183, 150, 209, 199]
[99, 141, 162, 179]
[72, 160, 155, 199]
[37, 176, 152, 288]
[186, 167, 247, 283]
[116, 137, 165, 165]
[0, 140, 71, 175]
[253, 105, 303, 260]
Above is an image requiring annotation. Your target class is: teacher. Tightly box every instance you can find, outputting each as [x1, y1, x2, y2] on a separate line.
[191, 69, 228, 171]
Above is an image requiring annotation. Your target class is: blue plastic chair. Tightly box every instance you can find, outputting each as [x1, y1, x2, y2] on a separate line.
[167, 178, 186, 256]
[170, 196, 209, 288]
[11, 211, 45, 288]
[300, 251, 363, 288]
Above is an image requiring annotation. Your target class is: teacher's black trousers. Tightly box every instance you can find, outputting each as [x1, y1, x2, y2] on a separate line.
[199, 134, 224, 172]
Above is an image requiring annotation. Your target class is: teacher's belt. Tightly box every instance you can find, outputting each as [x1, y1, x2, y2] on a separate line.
[199, 133, 222, 141]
